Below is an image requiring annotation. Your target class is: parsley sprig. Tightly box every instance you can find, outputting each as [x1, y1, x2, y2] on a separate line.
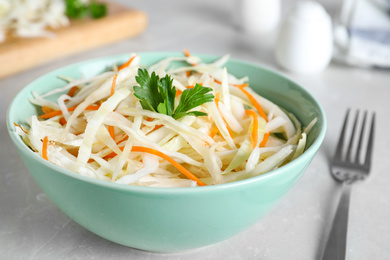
[65, 0, 107, 19]
[133, 69, 214, 120]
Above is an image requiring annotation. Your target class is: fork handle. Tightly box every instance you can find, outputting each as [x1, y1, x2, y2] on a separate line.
[321, 183, 352, 260]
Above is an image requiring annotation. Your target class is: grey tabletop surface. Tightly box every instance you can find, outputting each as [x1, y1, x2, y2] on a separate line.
[1, 0, 390, 259]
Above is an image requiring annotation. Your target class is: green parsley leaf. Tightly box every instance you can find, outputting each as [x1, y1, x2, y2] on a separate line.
[156, 74, 176, 116]
[65, 0, 88, 19]
[133, 69, 163, 113]
[173, 84, 214, 119]
[65, 0, 107, 19]
[133, 69, 214, 120]
[90, 1, 107, 19]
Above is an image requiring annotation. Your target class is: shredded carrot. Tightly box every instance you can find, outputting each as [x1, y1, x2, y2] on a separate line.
[184, 49, 195, 78]
[175, 89, 182, 97]
[132, 146, 206, 186]
[235, 83, 249, 88]
[245, 110, 258, 149]
[108, 74, 118, 140]
[260, 132, 270, 147]
[98, 135, 129, 161]
[226, 124, 234, 138]
[110, 74, 118, 97]
[62, 86, 79, 102]
[42, 136, 49, 160]
[39, 105, 100, 119]
[213, 93, 234, 138]
[236, 85, 268, 122]
[152, 124, 164, 131]
[42, 106, 55, 114]
[183, 48, 191, 58]
[213, 78, 222, 85]
[103, 152, 116, 160]
[209, 125, 219, 138]
[115, 134, 129, 145]
[118, 55, 136, 71]
[103, 145, 206, 186]
[214, 92, 220, 104]
[183, 49, 197, 78]
[14, 123, 28, 134]
[59, 117, 67, 125]
[176, 86, 195, 97]
[144, 118, 163, 131]
[213, 78, 249, 88]
[67, 86, 78, 97]
[108, 125, 115, 140]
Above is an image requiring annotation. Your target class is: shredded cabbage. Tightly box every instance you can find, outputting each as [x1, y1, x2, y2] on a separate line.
[18, 53, 317, 187]
[0, 0, 69, 42]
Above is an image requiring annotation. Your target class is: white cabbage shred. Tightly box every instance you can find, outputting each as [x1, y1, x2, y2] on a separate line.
[0, 0, 69, 42]
[18, 52, 316, 187]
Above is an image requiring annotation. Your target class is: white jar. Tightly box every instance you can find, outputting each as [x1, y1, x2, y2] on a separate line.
[274, 1, 333, 73]
[238, 0, 281, 34]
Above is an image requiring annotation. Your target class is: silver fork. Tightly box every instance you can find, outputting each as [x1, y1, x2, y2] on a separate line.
[321, 109, 375, 260]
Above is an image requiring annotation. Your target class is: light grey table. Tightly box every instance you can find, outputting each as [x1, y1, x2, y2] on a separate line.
[1, 0, 389, 259]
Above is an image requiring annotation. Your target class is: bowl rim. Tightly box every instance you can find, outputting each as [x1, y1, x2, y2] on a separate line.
[7, 51, 327, 195]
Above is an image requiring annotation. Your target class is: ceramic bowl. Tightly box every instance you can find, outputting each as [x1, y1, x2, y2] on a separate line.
[7, 52, 326, 252]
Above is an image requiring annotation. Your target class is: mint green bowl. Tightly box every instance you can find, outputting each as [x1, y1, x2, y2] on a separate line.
[7, 52, 326, 252]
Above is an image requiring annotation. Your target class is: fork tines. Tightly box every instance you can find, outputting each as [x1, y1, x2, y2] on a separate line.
[334, 109, 375, 169]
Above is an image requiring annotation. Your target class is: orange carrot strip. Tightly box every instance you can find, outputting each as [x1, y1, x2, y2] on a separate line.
[101, 135, 129, 160]
[131, 146, 206, 186]
[108, 125, 115, 140]
[237, 85, 268, 122]
[118, 55, 136, 71]
[214, 78, 222, 85]
[103, 152, 116, 160]
[39, 105, 100, 119]
[184, 48, 191, 57]
[115, 134, 129, 145]
[260, 132, 270, 147]
[67, 86, 78, 97]
[214, 92, 220, 104]
[153, 124, 164, 131]
[59, 117, 67, 125]
[245, 110, 259, 149]
[110, 74, 118, 97]
[13, 123, 28, 134]
[226, 125, 234, 138]
[212, 78, 249, 88]
[42, 106, 55, 114]
[145, 118, 163, 130]
[104, 145, 206, 186]
[213, 93, 234, 138]
[94, 136, 128, 162]
[108, 74, 118, 140]
[175, 89, 183, 97]
[209, 125, 219, 138]
[42, 136, 49, 160]
[176, 86, 194, 97]
[63, 86, 79, 102]
[183, 48, 197, 75]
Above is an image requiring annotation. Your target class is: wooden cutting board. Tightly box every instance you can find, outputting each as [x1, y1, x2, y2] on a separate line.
[0, 2, 148, 78]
